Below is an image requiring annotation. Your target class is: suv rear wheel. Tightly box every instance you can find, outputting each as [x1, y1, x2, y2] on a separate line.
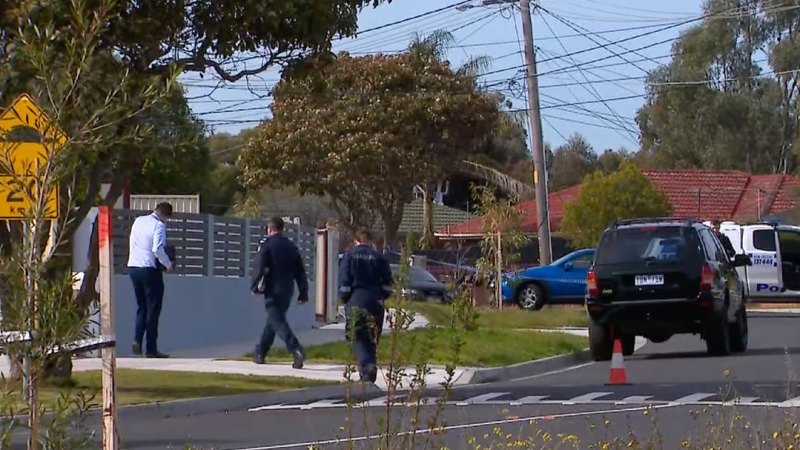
[621, 334, 636, 356]
[705, 308, 731, 357]
[729, 303, 748, 353]
[589, 321, 613, 361]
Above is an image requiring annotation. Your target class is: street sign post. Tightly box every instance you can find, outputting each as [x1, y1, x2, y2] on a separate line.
[0, 94, 63, 220]
[0, 95, 117, 450]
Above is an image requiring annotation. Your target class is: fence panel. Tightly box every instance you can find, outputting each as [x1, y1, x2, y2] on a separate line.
[112, 210, 315, 280]
[212, 217, 246, 277]
[247, 222, 316, 281]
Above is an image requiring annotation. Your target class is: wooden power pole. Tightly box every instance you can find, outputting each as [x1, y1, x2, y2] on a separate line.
[519, 0, 553, 265]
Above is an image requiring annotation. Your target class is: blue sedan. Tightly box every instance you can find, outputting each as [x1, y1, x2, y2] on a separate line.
[501, 248, 595, 310]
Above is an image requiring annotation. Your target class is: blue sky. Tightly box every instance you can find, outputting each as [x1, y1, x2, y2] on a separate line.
[182, 0, 703, 153]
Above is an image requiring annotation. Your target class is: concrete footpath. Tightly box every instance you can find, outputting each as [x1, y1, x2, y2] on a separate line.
[69, 327, 593, 391]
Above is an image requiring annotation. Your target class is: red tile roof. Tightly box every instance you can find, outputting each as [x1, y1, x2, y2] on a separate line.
[437, 185, 580, 237]
[437, 170, 800, 237]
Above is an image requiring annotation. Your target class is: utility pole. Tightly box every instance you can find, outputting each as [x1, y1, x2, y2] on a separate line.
[518, 0, 552, 265]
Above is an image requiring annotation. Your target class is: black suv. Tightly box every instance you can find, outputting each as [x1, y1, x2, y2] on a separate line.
[585, 218, 751, 361]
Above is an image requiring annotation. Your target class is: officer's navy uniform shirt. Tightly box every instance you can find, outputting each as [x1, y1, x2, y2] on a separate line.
[250, 233, 309, 303]
[339, 244, 393, 307]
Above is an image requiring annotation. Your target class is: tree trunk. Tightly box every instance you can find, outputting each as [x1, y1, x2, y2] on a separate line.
[419, 182, 437, 250]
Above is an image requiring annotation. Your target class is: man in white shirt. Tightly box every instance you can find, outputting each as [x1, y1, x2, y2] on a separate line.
[127, 202, 174, 358]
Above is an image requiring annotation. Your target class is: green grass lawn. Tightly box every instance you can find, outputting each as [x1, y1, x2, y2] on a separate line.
[266, 327, 587, 367]
[2, 369, 336, 409]
[392, 301, 589, 329]
[253, 302, 589, 368]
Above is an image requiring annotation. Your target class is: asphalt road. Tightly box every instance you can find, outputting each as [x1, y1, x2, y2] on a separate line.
[12, 313, 800, 449]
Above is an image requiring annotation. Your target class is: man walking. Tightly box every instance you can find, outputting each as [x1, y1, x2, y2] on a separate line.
[128, 202, 173, 358]
[338, 229, 393, 383]
[250, 217, 308, 369]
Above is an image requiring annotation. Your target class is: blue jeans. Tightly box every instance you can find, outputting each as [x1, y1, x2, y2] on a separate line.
[256, 297, 303, 357]
[129, 267, 164, 354]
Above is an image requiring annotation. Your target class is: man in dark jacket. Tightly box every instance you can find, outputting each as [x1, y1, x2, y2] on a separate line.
[250, 217, 308, 368]
[338, 228, 393, 383]
[710, 219, 737, 259]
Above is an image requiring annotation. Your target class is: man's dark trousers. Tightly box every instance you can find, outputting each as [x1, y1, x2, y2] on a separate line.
[129, 267, 164, 354]
[256, 295, 303, 357]
[345, 300, 385, 374]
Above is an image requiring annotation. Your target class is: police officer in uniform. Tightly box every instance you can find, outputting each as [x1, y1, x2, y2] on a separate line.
[250, 217, 308, 368]
[338, 228, 393, 383]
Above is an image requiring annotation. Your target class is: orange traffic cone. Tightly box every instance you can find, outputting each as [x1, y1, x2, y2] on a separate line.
[607, 339, 630, 385]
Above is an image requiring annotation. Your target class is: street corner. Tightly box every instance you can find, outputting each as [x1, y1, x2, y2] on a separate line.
[467, 348, 594, 385]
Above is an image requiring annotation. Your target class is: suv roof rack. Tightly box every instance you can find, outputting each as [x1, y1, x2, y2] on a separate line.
[612, 217, 701, 228]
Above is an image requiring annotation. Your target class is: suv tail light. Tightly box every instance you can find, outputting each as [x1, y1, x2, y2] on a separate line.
[587, 270, 599, 297]
[700, 262, 715, 291]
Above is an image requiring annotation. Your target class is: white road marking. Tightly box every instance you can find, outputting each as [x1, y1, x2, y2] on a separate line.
[722, 396, 760, 405]
[229, 404, 678, 450]
[617, 395, 652, 404]
[250, 399, 342, 412]
[670, 393, 716, 404]
[455, 392, 508, 406]
[509, 395, 549, 405]
[249, 404, 291, 411]
[247, 392, 788, 411]
[778, 396, 800, 408]
[300, 399, 342, 410]
[563, 392, 613, 404]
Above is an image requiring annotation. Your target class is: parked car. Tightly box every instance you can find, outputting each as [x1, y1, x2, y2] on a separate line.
[336, 255, 452, 304]
[501, 248, 595, 310]
[391, 264, 452, 304]
[586, 218, 750, 361]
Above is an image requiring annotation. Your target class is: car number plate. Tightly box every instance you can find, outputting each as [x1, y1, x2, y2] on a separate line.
[634, 274, 664, 286]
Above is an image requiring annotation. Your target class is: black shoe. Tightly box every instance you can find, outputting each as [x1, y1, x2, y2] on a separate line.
[292, 350, 305, 369]
[252, 353, 265, 365]
[132, 342, 143, 356]
[145, 351, 170, 359]
[361, 364, 378, 383]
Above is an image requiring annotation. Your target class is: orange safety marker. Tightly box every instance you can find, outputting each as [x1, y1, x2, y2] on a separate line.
[607, 339, 630, 385]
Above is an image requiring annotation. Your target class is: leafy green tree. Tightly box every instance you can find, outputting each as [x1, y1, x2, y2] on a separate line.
[636, 0, 798, 174]
[548, 133, 599, 191]
[405, 30, 521, 249]
[202, 128, 261, 215]
[471, 185, 526, 308]
[239, 46, 498, 245]
[598, 148, 630, 174]
[560, 161, 672, 248]
[0, 0, 389, 388]
[0, 0, 390, 246]
[131, 88, 212, 196]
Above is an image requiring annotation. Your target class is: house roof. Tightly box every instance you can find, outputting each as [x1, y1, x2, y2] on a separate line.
[436, 185, 580, 237]
[376, 199, 475, 234]
[438, 169, 800, 237]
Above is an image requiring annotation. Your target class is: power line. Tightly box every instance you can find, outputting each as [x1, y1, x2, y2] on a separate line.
[342, 8, 487, 53]
[340, 0, 472, 38]
[539, 6, 654, 74]
[494, 1, 800, 79]
[538, 9, 638, 142]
